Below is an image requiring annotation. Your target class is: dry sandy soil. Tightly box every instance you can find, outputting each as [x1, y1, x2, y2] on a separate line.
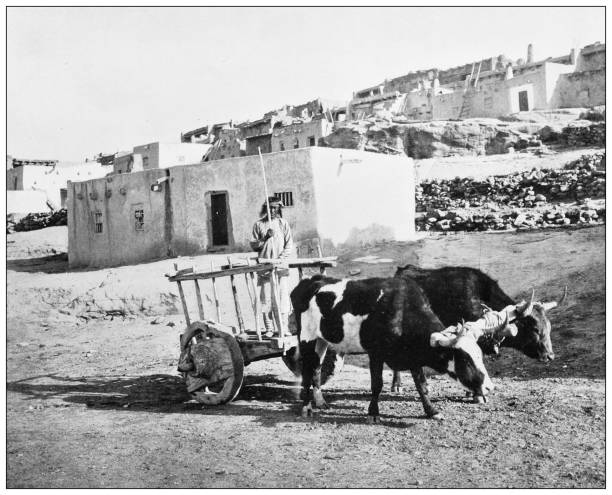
[6, 224, 605, 488]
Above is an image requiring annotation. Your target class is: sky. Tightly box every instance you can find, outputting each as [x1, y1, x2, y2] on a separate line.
[6, 6, 605, 162]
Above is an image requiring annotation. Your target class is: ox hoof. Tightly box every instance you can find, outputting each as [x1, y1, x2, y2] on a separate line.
[431, 412, 444, 421]
[473, 395, 487, 404]
[301, 405, 314, 418]
[366, 415, 380, 424]
[390, 386, 403, 393]
[312, 390, 329, 409]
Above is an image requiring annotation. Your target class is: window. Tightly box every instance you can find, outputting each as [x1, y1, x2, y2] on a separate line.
[142, 156, 149, 168]
[13, 177, 18, 189]
[308, 136, 316, 146]
[293, 138, 299, 149]
[94, 211, 103, 233]
[274, 191, 294, 207]
[280, 141, 285, 151]
[134, 208, 144, 231]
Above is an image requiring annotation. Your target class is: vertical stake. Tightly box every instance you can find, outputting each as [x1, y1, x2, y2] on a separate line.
[210, 261, 221, 321]
[193, 266, 205, 320]
[228, 257, 245, 334]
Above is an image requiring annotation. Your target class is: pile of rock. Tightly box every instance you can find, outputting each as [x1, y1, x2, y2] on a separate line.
[415, 153, 606, 232]
[416, 153, 605, 212]
[561, 122, 605, 147]
[10, 209, 67, 232]
[417, 205, 605, 232]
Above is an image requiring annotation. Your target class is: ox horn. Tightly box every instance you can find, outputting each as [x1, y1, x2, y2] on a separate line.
[516, 289, 535, 316]
[541, 286, 568, 312]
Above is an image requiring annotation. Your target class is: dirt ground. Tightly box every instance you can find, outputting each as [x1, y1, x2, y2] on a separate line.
[6, 225, 605, 488]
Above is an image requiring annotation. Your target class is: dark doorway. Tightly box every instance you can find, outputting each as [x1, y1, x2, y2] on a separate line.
[518, 90, 529, 111]
[211, 192, 229, 246]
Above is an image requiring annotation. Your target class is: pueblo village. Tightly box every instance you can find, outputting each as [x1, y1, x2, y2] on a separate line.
[6, 7, 605, 489]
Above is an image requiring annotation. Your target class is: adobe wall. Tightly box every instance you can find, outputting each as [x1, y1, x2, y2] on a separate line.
[271, 119, 332, 152]
[6, 167, 24, 190]
[133, 142, 160, 171]
[309, 147, 415, 247]
[168, 150, 320, 255]
[551, 68, 606, 108]
[68, 148, 417, 268]
[8, 163, 108, 209]
[158, 143, 210, 168]
[68, 168, 169, 268]
[68, 149, 321, 268]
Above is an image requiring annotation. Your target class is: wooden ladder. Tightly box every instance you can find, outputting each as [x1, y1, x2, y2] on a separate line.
[459, 61, 482, 119]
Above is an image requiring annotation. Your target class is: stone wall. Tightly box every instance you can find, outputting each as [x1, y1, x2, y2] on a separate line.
[552, 69, 606, 108]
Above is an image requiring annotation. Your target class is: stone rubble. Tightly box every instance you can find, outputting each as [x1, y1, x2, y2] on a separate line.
[9, 209, 67, 233]
[416, 153, 606, 232]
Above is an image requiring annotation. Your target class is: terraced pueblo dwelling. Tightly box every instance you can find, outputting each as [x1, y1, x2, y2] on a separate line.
[67, 147, 416, 268]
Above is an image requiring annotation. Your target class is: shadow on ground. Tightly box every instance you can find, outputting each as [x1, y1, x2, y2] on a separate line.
[7, 254, 69, 274]
[6, 373, 463, 426]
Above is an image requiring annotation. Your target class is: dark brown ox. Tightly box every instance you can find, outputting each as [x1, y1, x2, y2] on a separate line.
[389, 264, 566, 392]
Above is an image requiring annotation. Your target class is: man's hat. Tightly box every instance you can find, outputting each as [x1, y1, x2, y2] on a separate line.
[263, 196, 283, 208]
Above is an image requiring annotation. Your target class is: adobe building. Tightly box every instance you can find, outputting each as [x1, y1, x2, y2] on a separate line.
[67, 147, 416, 268]
[271, 117, 334, 152]
[348, 42, 605, 121]
[7, 157, 111, 211]
[111, 141, 212, 175]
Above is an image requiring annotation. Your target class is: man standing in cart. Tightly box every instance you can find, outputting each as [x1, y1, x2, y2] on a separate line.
[250, 196, 294, 337]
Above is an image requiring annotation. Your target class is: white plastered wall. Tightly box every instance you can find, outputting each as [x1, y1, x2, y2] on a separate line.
[309, 147, 416, 246]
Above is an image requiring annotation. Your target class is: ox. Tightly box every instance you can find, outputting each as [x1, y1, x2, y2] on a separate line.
[389, 264, 567, 392]
[291, 274, 511, 422]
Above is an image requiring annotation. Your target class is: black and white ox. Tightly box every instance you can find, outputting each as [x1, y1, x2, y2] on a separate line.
[290, 275, 512, 422]
[389, 264, 567, 392]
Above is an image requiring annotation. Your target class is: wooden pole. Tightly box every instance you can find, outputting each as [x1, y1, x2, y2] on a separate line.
[228, 257, 245, 334]
[193, 265, 205, 320]
[269, 267, 284, 338]
[210, 261, 221, 321]
[245, 258, 262, 340]
[258, 147, 272, 224]
[174, 263, 191, 326]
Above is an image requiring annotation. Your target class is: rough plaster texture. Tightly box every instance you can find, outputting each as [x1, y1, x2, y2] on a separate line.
[552, 69, 606, 108]
[68, 169, 169, 268]
[271, 119, 333, 152]
[68, 148, 416, 268]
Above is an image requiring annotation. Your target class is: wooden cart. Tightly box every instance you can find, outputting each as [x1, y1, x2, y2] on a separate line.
[166, 257, 337, 405]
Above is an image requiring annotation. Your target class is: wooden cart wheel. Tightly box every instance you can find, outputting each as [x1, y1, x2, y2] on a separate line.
[282, 346, 345, 386]
[183, 322, 244, 405]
